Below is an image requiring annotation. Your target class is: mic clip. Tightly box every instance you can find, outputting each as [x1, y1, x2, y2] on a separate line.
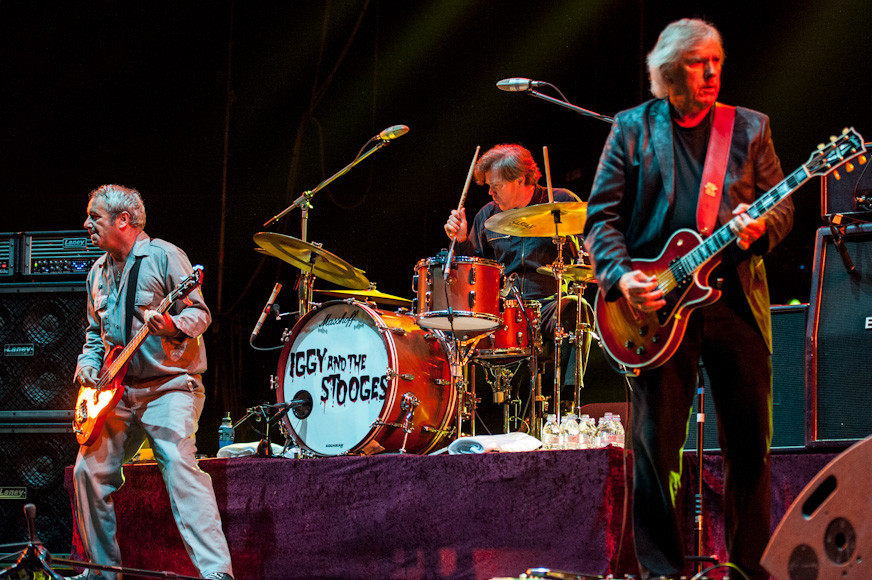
[829, 214, 860, 279]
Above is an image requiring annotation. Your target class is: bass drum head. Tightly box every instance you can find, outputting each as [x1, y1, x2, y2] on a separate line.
[277, 300, 455, 456]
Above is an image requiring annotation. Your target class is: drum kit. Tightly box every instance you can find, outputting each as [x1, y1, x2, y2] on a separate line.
[254, 201, 595, 457]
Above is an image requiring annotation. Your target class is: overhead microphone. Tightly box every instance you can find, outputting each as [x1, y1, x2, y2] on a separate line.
[496, 78, 547, 92]
[377, 124, 410, 141]
[250, 283, 282, 343]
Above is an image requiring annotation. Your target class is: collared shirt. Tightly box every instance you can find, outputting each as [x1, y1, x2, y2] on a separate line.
[76, 232, 211, 382]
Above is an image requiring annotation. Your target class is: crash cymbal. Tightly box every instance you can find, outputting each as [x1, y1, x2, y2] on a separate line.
[484, 201, 587, 237]
[253, 232, 369, 290]
[536, 263, 597, 283]
[315, 285, 412, 307]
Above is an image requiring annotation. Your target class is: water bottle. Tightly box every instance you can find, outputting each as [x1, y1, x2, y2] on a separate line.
[579, 414, 597, 449]
[542, 414, 562, 450]
[560, 413, 581, 450]
[612, 414, 626, 448]
[218, 412, 235, 450]
[596, 413, 616, 448]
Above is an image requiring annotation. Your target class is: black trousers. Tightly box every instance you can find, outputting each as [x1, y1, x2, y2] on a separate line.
[629, 297, 772, 579]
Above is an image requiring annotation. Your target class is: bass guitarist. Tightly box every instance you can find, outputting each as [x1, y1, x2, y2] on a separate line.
[583, 19, 793, 580]
[71, 184, 233, 580]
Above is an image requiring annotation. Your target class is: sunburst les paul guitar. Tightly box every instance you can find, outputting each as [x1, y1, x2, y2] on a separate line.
[595, 128, 867, 370]
[72, 266, 204, 445]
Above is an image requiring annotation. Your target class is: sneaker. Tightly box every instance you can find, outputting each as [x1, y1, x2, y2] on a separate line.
[203, 574, 233, 580]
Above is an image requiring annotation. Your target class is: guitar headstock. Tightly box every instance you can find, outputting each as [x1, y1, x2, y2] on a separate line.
[805, 127, 867, 179]
[171, 265, 204, 301]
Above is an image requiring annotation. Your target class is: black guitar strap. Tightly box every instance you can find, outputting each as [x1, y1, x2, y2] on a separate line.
[125, 256, 144, 341]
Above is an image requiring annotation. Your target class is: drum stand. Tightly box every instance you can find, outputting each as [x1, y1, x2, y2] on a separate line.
[477, 358, 526, 434]
[567, 280, 595, 413]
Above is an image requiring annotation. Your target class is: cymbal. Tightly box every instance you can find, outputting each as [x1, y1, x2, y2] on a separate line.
[315, 286, 412, 307]
[484, 201, 587, 237]
[253, 232, 370, 290]
[536, 263, 596, 283]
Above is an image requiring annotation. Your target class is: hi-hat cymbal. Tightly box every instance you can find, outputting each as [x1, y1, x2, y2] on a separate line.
[484, 201, 587, 237]
[536, 263, 597, 284]
[315, 286, 412, 307]
[253, 232, 370, 290]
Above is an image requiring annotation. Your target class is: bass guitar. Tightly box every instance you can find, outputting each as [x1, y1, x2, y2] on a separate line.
[72, 266, 204, 445]
[595, 128, 866, 370]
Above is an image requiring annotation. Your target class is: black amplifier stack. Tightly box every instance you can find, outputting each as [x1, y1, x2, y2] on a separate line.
[0, 230, 101, 556]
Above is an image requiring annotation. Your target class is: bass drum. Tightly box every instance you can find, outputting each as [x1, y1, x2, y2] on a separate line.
[276, 300, 456, 456]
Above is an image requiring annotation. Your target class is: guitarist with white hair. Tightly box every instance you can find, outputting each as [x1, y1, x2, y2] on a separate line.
[71, 184, 234, 580]
[584, 18, 794, 580]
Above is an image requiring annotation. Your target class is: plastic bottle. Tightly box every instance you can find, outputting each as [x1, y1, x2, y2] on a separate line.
[579, 414, 597, 449]
[597, 413, 616, 448]
[560, 413, 581, 450]
[218, 412, 235, 450]
[542, 414, 562, 450]
[612, 414, 626, 448]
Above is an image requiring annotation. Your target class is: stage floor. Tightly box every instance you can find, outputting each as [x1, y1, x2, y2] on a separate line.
[64, 447, 837, 579]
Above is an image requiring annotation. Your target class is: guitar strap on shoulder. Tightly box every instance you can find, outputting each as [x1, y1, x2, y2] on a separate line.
[696, 103, 736, 237]
[125, 256, 144, 341]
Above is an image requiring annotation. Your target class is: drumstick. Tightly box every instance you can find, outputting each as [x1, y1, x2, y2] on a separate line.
[444, 145, 481, 281]
[543, 145, 554, 204]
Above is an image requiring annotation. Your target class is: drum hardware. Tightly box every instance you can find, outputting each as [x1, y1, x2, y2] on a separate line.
[371, 392, 421, 453]
[385, 368, 415, 382]
[477, 358, 526, 434]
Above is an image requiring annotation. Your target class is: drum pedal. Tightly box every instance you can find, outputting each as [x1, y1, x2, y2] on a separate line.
[370, 392, 420, 453]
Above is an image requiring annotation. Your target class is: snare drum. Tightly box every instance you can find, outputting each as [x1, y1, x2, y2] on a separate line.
[475, 299, 542, 359]
[276, 300, 456, 456]
[413, 255, 503, 332]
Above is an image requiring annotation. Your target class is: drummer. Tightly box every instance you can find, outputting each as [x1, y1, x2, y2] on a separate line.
[443, 143, 585, 403]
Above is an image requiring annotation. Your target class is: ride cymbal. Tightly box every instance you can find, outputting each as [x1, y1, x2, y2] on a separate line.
[253, 232, 369, 290]
[484, 201, 587, 237]
[536, 264, 596, 284]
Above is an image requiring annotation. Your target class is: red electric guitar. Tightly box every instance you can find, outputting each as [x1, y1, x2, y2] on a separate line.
[595, 128, 866, 370]
[72, 266, 204, 445]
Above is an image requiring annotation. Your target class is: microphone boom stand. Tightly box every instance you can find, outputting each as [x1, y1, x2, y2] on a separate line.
[522, 89, 614, 125]
[262, 138, 394, 317]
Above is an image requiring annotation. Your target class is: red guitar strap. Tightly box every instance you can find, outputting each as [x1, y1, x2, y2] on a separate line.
[696, 103, 736, 237]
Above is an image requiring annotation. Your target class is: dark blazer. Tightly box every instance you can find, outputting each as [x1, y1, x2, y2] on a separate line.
[583, 98, 794, 351]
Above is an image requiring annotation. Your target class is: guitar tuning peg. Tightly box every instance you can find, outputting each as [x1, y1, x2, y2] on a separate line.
[833, 170, 842, 180]
[846, 162, 855, 172]
[830, 135, 837, 142]
[860, 155, 868, 165]
[842, 127, 850, 135]
[817, 143, 825, 150]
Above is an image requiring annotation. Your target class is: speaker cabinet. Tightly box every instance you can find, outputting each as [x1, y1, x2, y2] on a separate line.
[762, 435, 872, 579]
[0, 283, 86, 412]
[806, 224, 872, 448]
[685, 304, 807, 451]
[820, 143, 872, 219]
[0, 424, 79, 555]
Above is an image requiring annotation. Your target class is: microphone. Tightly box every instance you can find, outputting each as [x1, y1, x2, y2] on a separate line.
[829, 216, 859, 279]
[250, 283, 282, 342]
[377, 124, 410, 141]
[496, 78, 547, 92]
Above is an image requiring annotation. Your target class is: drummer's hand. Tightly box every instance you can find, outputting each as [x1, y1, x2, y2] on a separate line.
[144, 309, 179, 337]
[618, 270, 665, 312]
[444, 208, 468, 243]
[729, 203, 766, 250]
[77, 366, 99, 388]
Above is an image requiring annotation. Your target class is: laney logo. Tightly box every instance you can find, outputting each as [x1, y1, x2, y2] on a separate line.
[63, 238, 88, 248]
[4, 344, 35, 357]
[0, 487, 27, 500]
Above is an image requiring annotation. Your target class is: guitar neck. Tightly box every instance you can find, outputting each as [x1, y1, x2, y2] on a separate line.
[678, 164, 809, 273]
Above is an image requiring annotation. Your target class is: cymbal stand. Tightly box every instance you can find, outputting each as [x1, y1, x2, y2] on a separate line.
[569, 280, 594, 412]
[549, 231, 569, 428]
